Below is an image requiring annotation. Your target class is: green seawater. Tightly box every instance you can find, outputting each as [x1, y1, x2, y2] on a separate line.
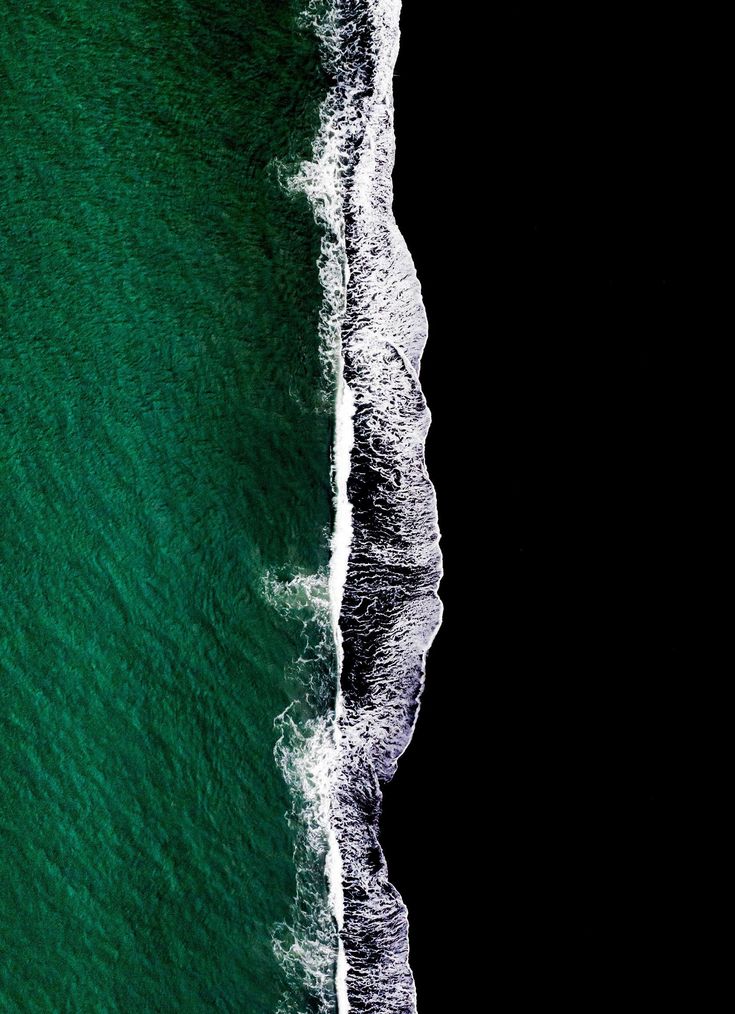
[0, 2, 334, 1011]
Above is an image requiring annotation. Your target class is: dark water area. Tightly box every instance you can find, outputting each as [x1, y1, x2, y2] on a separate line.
[385, 5, 710, 1009]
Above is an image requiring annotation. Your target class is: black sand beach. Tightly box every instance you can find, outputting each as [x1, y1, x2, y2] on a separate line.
[384, 5, 704, 1008]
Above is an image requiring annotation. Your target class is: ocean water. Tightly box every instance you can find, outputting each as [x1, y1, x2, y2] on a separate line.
[0, 1, 441, 1011]
[0, 2, 336, 1011]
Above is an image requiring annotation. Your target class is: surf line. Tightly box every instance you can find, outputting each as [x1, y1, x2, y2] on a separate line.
[294, 1, 443, 1010]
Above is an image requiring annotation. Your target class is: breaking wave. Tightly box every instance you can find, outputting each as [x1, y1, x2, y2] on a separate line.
[277, 1, 442, 1011]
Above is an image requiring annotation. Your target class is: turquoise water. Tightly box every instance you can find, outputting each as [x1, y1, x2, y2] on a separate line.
[0, 2, 335, 1010]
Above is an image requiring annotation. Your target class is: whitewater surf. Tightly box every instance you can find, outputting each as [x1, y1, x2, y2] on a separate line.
[286, 1, 443, 1009]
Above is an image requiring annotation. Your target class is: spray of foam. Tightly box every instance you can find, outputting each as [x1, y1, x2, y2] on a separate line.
[276, 1, 442, 1011]
[267, 569, 338, 1014]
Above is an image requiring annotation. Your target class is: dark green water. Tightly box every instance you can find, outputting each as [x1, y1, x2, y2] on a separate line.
[0, 2, 334, 1010]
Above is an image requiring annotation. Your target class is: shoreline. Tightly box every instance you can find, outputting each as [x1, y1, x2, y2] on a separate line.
[328, 1, 442, 1010]
[293, 1, 443, 1010]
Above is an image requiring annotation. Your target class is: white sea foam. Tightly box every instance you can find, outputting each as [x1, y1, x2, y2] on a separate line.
[269, 565, 340, 1014]
[277, 1, 442, 1011]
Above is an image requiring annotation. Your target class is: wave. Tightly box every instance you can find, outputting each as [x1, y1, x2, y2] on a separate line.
[283, 1, 443, 1011]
